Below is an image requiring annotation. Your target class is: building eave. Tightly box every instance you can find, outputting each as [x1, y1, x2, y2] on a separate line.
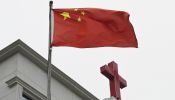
[0, 39, 99, 100]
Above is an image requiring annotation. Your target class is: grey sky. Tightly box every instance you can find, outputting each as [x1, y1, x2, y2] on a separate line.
[0, 0, 175, 100]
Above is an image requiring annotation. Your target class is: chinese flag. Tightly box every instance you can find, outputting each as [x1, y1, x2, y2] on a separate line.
[51, 8, 138, 48]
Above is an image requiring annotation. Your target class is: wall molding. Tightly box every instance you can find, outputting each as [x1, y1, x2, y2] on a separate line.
[6, 76, 47, 100]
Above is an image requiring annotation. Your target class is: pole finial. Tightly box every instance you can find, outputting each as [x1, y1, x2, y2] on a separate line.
[49, 1, 53, 6]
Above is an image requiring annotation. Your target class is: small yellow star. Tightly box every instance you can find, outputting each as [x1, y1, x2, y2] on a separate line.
[60, 12, 71, 20]
[81, 11, 85, 16]
[77, 16, 81, 22]
[74, 8, 78, 11]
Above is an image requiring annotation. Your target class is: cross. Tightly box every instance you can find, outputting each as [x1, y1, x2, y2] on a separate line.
[100, 61, 127, 100]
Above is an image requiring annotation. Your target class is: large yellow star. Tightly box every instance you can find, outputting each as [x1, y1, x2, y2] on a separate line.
[60, 12, 71, 20]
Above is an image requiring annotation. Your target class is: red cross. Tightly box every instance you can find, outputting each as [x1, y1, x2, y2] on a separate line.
[100, 61, 127, 100]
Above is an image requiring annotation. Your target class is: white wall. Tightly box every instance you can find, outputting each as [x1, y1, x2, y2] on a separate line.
[0, 53, 83, 100]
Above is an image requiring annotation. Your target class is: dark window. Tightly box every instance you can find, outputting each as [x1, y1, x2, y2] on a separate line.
[22, 94, 32, 100]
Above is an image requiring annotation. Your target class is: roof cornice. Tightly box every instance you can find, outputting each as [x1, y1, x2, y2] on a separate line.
[0, 39, 98, 100]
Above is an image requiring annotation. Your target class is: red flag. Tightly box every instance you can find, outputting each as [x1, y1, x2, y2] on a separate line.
[51, 8, 138, 48]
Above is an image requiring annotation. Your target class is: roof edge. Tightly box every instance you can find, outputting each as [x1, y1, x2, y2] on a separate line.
[0, 39, 99, 100]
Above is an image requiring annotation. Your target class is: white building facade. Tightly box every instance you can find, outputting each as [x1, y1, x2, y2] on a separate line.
[0, 40, 98, 100]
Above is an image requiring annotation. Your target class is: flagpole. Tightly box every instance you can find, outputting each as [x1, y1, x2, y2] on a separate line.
[47, 1, 53, 100]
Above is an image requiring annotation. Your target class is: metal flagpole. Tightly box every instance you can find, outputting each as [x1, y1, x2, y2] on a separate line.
[47, 1, 53, 100]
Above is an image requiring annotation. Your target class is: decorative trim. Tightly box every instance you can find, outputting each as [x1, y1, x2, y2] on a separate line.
[6, 76, 47, 100]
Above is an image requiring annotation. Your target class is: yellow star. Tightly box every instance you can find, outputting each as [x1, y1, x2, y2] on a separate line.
[74, 8, 78, 11]
[60, 12, 71, 20]
[77, 16, 81, 22]
[81, 11, 85, 16]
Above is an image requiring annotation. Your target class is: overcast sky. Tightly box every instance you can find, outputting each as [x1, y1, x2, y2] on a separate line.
[0, 0, 175, 100]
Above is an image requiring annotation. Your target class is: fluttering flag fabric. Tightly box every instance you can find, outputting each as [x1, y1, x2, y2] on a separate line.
[51, 8, 138, 48]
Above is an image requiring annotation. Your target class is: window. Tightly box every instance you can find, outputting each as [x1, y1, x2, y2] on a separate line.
[22, 94, 32, 100]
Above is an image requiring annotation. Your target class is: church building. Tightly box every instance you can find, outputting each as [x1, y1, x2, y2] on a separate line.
[0, 39, 99, 100]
